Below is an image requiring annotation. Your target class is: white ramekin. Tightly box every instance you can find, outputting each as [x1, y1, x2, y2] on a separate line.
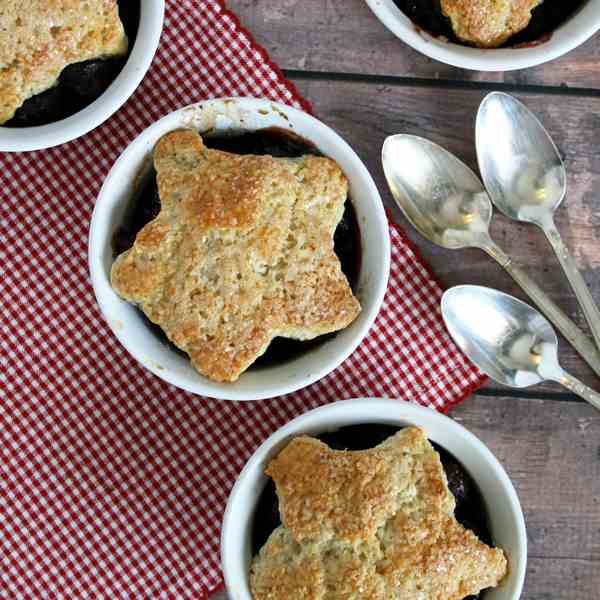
[365, 0, 600, 71]
[89, 98, 391, 401]
[0, 1, 165, 152]
[221, 398, 527, 599]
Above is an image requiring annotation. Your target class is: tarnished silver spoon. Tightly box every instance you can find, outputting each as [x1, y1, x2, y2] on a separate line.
[381, 134, 600, 377]
[477, 91, 600, 352]
[442, 285, 600, 410]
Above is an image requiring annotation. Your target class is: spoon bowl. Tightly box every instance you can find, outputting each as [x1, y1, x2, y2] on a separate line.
[382, 135, 492, 250]
[442, 285, 600, 410]
[442, 286, 559, 388]
[476, 91, 566, 227]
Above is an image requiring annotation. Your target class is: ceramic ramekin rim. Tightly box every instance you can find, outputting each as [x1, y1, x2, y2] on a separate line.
[88, 98, 391, 401]
[365, 0, 600, 72]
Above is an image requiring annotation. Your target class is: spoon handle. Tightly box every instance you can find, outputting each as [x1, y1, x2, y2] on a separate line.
[550, 370, 600, 411]
[542, 222, 600, 352]
[484, 242, 600, 378]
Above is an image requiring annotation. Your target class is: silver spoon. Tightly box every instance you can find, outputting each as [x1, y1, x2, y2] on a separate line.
[442, 285, 600, 410]
[381, 134, 600, 378]
[476, 92, 600, 352]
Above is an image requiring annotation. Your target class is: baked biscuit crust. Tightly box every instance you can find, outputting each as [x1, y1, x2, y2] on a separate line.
[440, 0, 542, 48]
[0, 0, 128, 124]
[265, 428, 455, 544]
[111, 129, 361, 382]
[251, 428, 507, 600]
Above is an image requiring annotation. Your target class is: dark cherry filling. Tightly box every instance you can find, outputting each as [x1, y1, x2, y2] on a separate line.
[4, 1, 140, 127]
[112, 128, 362, 369]
[393, 0, 586, 47]
[252, 424, 494, 600]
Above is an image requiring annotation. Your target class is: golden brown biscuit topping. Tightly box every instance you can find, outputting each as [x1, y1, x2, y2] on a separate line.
[440, 0, 542, 48]
[251, 428, 507, 599]
[111, 129, 361, 382]
[0, 0, 128, 124]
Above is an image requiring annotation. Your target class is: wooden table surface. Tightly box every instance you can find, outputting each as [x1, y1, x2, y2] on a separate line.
[229, 2, 600, 598]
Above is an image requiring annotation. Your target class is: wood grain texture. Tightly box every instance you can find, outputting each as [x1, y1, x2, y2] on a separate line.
[450, 394, 599, 598]
[524, 558, 599, 599]
[230, 0, 600, 89]
[287, 76, 600, 391]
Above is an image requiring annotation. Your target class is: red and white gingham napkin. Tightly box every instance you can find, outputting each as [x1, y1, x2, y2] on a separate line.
[0, 1, 486, 597]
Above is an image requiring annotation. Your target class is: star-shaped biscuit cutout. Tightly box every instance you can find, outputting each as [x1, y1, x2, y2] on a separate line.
[251, 428, 507, 599]
[111, 129, 361, 382]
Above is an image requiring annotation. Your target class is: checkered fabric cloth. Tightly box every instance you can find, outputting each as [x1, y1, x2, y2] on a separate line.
[0, 1, 486, 597]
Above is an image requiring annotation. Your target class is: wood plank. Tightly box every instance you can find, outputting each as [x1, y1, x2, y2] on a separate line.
[287, 77, 600, 391]
[518, 558, 598, 598]
[450, 394, 599, 598]
[231, 0, 600, 89]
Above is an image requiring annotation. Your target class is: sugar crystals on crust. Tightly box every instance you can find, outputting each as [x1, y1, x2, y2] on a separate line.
[440, 0, 542, 48]
[0, 0, 128, 123]
[264, 428, 455, 544]
[111, 129, 361, 382]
